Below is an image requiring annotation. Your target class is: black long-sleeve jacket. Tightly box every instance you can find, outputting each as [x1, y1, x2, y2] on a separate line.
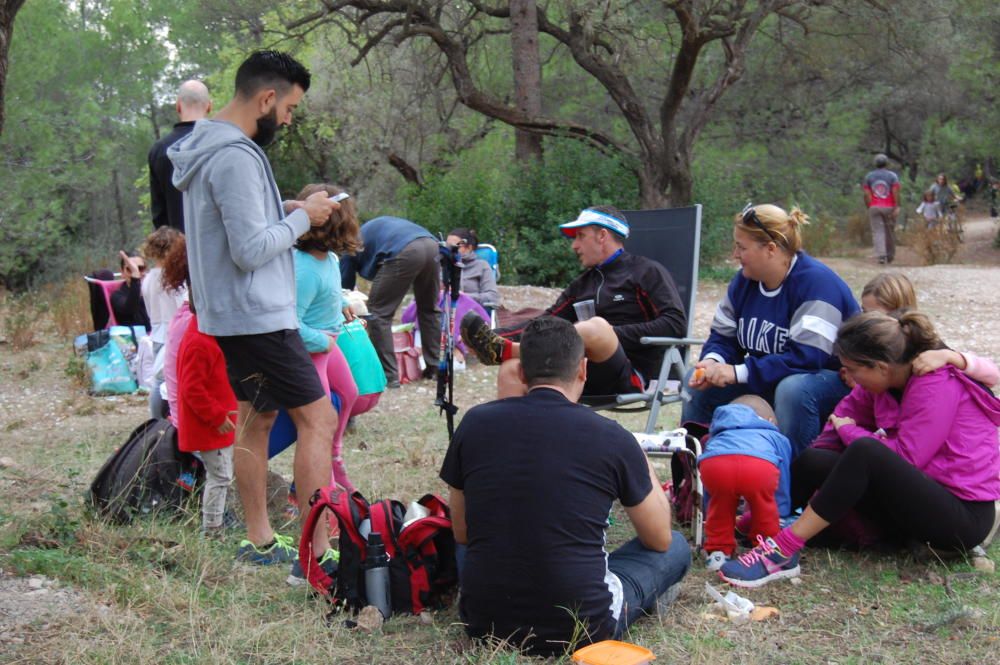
[545, 252, 686, 382]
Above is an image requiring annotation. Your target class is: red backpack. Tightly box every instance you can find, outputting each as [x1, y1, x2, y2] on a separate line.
[299, 487, 458, 615]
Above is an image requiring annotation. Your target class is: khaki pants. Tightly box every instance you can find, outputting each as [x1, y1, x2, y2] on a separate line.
[201, 446, 234, 530]
[868, 206, 896, 262]
[367, 237, 441, 384]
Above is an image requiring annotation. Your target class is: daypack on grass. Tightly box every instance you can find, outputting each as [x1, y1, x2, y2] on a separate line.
[89, 418, 203, 524]
[299, 487, 457, 616]
[391, 327, 422, 385]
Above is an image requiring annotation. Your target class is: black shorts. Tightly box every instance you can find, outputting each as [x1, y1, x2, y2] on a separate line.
[214, 329, 325, 413]
[583, 344, 644, 396]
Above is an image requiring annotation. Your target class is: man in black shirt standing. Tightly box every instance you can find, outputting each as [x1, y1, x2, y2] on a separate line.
[440, 317, 690, 656]
[148, 80, 211, 232]
[461, 205, 686, 398]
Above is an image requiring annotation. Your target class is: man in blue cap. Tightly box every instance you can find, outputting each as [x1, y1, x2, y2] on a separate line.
[461, 205, 686, 398]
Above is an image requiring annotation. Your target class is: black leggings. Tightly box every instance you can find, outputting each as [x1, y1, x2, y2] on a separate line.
[792, 439, 996, 551]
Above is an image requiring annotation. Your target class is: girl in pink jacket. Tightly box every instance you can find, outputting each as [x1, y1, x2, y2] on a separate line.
[719, 310, 1000, 588]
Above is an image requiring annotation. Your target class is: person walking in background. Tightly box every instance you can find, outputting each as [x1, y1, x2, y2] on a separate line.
[862, 154, 901, 265]
[168, 50, 339, 572]
[340, 216, 441, 388]
[148, 81, 211, 232]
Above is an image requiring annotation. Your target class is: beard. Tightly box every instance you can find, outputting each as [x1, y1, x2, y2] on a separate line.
[253, 107, 280, 148]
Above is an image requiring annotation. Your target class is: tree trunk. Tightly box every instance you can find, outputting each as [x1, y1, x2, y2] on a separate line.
[113, 169, 127, 246]
[510, 0, 543, 161]
[0, 0, 27, 136]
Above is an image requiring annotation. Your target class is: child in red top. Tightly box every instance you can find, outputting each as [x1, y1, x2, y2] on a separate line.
[176, 314, 237, 533]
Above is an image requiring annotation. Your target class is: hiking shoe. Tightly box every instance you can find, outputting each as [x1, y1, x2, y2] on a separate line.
[705, 550, 729, 572]
[287, 548, 340, 587]
[460, 312, 505, 365]
[718, 536, 800, 588]
[236, 533, 298, 565]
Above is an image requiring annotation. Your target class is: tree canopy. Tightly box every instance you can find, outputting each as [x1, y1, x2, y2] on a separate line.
[1, 0, 997, 290]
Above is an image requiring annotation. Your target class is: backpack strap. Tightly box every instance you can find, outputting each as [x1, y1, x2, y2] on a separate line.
[368, 499, 404, 560]
[299, 487, 368, 596]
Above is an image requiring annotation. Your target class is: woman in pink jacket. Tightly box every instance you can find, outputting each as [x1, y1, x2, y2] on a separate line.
[719, 310, 1000, 588]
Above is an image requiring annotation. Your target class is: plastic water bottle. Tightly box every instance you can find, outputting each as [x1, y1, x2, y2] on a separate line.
[364, 532, 392, 619]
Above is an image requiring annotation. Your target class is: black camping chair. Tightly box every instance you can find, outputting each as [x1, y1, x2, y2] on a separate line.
[580, 204, 705, 434]
[581, 205, 706, 548]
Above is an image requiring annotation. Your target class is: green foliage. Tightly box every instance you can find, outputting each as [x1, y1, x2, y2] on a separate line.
[0, 0, 168, 289]
[402, 137, 640, 286]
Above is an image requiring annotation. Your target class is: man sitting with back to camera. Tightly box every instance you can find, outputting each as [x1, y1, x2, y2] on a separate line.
[440, 316, 691, 656]
[461, 205, 686, 398]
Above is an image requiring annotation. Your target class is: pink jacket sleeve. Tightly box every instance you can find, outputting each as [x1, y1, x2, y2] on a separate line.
[838, 370, 960, 470]
[825, 386, 878, 448]
[961, 352, 1000, 388]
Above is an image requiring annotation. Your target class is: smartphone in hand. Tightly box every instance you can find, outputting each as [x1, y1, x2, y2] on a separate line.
[330, 192, 350, 202]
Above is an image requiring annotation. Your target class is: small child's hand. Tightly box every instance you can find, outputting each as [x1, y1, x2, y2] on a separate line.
[912, 349, 956, 376]
[217, 411, 237, 434]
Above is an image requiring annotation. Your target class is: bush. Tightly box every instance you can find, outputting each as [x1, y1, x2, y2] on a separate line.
[3, 292, 45, 350]
[402, 139, 639, 285]
[903, 224, 959, 265]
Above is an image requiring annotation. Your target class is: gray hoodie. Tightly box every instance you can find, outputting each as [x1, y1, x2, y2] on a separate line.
[168, 120, 309, 336]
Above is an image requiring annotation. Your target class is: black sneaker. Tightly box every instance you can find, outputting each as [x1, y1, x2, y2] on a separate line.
[287, 548, 340, 587]
[460, 312, 505, 366]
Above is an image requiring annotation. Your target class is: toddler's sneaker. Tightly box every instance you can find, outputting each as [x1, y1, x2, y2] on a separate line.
[704, 550, 729, 572]
[718, 536, 800, 588]
[460, 312, 505, 365]
[287, 548, 340, 587]
[236, 533, 297, 565]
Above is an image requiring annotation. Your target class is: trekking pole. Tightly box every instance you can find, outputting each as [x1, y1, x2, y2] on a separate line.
[435, 241, 461, 439]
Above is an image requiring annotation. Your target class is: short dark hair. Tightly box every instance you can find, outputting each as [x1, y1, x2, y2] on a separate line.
[447, 227, 479, 250]
[234, 50, 311, 99]
[519, 316, 584, 387]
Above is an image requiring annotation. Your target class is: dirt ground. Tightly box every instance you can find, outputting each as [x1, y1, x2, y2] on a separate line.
[0, 213, 998, 657]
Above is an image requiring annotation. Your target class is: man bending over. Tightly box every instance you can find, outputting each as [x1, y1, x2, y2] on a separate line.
[461, 205, 686, 398]
[440, 317, 690, 656]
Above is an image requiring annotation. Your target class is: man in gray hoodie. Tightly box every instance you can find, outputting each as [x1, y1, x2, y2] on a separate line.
[169, 51, 338, 572]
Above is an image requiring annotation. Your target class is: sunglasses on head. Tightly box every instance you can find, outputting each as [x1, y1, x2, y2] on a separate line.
[741, 202, 779, 244]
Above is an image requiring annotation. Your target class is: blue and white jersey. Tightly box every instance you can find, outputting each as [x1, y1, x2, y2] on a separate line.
[701, 252, 859, 393]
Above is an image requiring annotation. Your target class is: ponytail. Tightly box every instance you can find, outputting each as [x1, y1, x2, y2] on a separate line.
[733, 203, 808, 254]
[835, 310, 942, 366]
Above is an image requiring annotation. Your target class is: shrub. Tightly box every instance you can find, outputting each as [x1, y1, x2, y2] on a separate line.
[903, 224, 959, 265]
[402, 139, 639, 286]
[3, 292, 45, 350]
[46, 278, 92, 340]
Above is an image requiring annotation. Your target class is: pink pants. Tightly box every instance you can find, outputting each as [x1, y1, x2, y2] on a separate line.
[311, 340, 360, 493]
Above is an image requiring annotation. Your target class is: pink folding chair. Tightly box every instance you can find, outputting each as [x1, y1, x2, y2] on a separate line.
[84, 276, 124, 329]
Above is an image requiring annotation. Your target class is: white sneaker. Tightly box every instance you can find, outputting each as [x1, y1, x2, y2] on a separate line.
[705, 550, 729, 571]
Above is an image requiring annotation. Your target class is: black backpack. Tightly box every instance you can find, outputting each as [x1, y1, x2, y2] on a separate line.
[89, 418, 203, 524]
[300, 487, 458, 616]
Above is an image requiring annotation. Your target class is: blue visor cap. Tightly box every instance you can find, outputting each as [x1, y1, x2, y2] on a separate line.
[559, 209, 630, 239]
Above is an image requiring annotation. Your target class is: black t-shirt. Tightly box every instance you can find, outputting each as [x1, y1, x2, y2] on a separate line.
[439, 388, 652, 656]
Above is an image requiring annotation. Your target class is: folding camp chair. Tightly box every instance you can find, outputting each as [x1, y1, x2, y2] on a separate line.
[84, 275, 125, 329]
[579, 204, 705, 547]
[474, 242, 501, 325]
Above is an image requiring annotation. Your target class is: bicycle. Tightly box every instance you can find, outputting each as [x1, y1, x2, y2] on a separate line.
[943, 201, 964, 242]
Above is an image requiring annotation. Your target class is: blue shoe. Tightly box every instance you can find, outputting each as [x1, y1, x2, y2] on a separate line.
[236, 533, 297, 565]
[287, 548, 340, 587]
[719, 536, 800, 588]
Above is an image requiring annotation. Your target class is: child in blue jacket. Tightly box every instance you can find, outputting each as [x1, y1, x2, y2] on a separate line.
[698, 395, 792, 570]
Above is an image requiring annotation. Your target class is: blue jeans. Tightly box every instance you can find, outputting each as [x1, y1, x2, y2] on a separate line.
[681, 368, 849, 456]
[609, 532, 691, 636]
[455, 531, 691, 637]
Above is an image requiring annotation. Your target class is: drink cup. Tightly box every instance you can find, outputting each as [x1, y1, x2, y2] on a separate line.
[573, 299, 596, 321]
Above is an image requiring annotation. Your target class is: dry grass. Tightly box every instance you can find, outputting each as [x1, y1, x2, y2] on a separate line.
[903, 224, 961, 265]
[45, 278, 92, 340]
[1, 264, 999, 664]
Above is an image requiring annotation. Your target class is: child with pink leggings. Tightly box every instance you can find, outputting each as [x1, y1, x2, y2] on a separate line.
[293, 183, 366, 492]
